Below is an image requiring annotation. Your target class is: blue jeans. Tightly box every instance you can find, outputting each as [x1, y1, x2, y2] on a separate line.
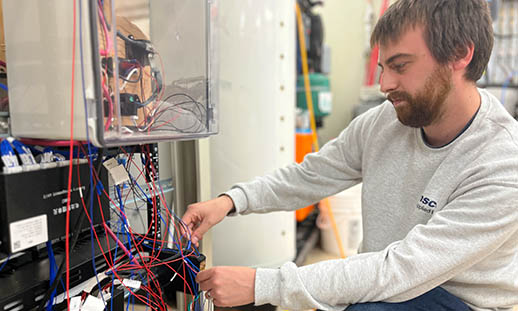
[345, 287, 471, 311]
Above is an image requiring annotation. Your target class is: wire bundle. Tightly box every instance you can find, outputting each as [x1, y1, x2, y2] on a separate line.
[22, 143, 204, 311]
[31, 2, 205, 310]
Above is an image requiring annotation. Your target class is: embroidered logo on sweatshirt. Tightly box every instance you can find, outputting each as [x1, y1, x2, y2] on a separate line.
[416, 196, 437, 215]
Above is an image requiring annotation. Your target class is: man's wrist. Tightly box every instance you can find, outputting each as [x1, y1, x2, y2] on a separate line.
[220, 194, 236, 215]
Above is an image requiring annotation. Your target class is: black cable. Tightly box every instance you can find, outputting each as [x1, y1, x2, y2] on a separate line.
[162, 93, 207, 119]
[150, 98, 206, 133]
[116, 30, 151, 51]
[36, 148, 105, 311]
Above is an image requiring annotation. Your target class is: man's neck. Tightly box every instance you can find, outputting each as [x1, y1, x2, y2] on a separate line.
[422, 83, 481, 147]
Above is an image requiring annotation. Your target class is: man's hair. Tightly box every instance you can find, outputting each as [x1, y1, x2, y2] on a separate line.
[370, 0, 494, 82]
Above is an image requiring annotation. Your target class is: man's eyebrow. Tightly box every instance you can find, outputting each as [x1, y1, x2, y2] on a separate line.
[378, 53, 415, 68]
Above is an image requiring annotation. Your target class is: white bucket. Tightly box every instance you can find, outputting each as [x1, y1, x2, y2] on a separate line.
[317, 184, 363, 257]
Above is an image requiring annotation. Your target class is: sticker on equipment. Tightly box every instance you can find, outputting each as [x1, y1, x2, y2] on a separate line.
[9, 215, 48, 252]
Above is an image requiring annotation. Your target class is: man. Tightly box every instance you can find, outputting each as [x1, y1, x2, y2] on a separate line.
[182, 0, 518, 310]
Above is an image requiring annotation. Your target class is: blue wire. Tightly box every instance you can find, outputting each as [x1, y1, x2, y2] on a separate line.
[0, 83, 7, 91]
[184, 257, 200, 273]
[128, 174, 199, 255]
[153, 179, 196, 251]
[46, 242, 57, 311]
[116, 186, 133, 251]
[110, 220, 123, 311]
[186, 265, 199, 302]
[0, 254, 10, 272]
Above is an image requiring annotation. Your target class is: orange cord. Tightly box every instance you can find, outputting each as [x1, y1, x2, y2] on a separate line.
[295, 3, 346, 259]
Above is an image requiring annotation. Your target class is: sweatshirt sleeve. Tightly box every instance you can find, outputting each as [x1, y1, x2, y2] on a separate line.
[224, 106, 383, 215]
[253, 164, 518, 310]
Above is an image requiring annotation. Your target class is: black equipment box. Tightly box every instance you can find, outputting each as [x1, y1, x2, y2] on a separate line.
[0, 231, 122, 311]
[0, 163, 109, 254]
[157, 248, 206, 293]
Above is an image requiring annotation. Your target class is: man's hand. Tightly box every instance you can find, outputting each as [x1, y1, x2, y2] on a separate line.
[196, 266, 255, 307]
[181, 195, 235, 245]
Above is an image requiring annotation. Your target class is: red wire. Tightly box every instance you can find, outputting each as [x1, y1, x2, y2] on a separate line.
[97, 2, 112, 57]
[142, 145, 186, 255]
[65, 1, 78, 309]
[119, 147, 184, 254]
[76, 145, 199, 307]
[149, 112, 182, 131]
[73, 151, 184, 310]
[117, 147, 200, 300]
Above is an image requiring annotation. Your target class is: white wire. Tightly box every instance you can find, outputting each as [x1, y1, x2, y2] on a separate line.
[119, 67, 140, 91]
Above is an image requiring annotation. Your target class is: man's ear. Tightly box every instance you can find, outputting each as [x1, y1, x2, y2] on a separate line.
[451, 43, 475, 72]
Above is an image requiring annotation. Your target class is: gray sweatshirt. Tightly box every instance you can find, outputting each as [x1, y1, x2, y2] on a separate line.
[225, 89, 518, 311]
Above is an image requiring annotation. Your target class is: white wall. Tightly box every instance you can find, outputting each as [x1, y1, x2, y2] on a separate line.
[315, 0, 393, 144]
[209, 0, 296, 268]
[314, 1, 369, 144]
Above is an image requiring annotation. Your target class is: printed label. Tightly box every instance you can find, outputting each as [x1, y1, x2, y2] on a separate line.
[82, 295, 105, 311]
[42, 186, 85, 200]
[318, 92, 333, 113]
[9, 215, 48, 253]
[70, 297, 82, 311]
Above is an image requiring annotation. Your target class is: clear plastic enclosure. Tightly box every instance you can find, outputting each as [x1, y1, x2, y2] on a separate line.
[4, 0, 218, 146]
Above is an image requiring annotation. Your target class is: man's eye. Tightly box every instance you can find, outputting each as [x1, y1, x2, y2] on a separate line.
[393, 63, 408, 72]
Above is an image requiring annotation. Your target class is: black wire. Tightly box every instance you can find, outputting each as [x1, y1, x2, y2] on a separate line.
[153, 101, 204, 122]
[159, 93, 206, 123]
[164, 93, 207, 119]
[36, 149, 105, 311]
[162, 93, 204, 109]
[142, 93, 207, 133]
[151, 106, 204, 133]
[151, 112, 204, 133]
[140, 69, 163, 107]
[116, 30, 151, 51]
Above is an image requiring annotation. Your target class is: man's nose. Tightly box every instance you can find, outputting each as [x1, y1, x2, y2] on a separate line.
[380, 71, 398, 94]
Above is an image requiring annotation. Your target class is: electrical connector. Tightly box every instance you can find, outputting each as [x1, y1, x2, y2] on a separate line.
[103, 158, 130, 185]
[36, 148, 58, 169]
[1, 139, 22, 174]
[10, 139, 39, 171]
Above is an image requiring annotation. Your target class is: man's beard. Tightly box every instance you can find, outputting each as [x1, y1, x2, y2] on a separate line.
[388, 65, 452, 128]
